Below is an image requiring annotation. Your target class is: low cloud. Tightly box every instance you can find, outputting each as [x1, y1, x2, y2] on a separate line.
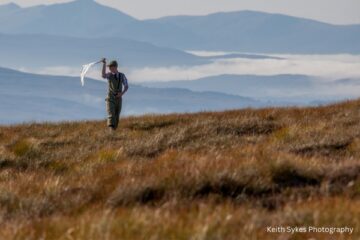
[127, 53, 360, 82]
[17, 53, 360, 99]
[21, 53, 360, 83]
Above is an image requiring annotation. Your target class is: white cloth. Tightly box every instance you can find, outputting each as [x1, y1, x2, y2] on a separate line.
[80, 61, 101, 86]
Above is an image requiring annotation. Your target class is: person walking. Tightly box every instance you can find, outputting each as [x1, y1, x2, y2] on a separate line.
[101, 58, 129, 132]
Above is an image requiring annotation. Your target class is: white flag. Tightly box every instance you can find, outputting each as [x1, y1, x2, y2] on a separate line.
[80, 61, 101, 86]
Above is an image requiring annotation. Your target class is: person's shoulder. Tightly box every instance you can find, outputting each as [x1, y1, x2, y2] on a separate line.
[119, 72, 127, 78]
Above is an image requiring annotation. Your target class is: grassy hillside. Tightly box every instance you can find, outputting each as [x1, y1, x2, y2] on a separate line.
[0, 100, 360, 239]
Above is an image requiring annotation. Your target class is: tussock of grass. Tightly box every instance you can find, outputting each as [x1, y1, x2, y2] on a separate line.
[9, 139, 35, 157]
[216, 119, 280, 136]
[329, 165, 360, 185]
[1, 100, 360, 239]
[125, 117, 179, 131]
[97, 149, 118, 163]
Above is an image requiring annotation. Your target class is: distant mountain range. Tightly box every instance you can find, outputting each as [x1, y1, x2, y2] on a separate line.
[0, 33, 207, 69]
[0, 33, 287, 70]
[139, 74, 360, 103]
[0, 67, 266, 124]
[0, 0, 201, 50]
[140, 74, 315, 97]
[150, 11, 360, 53]
[0, 0, 359, 53]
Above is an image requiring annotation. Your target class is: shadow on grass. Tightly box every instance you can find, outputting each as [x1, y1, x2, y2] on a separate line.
[292, 140, 352, 157]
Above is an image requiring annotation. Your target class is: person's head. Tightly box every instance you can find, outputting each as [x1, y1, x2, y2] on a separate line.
[107, 60, 118, 73]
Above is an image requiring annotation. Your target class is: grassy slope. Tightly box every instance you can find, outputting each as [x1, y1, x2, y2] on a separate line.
[0, 100, 360, 239]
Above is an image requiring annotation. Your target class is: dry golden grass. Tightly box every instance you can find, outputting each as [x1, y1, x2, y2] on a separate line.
[1, 100, 360, 239]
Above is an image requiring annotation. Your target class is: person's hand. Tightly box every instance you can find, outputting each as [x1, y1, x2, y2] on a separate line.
[116, 92, 123, 98]
[101, 58, 106, 64]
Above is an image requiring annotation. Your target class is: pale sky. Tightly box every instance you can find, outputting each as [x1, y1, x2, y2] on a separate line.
[0, 0, 359, 24]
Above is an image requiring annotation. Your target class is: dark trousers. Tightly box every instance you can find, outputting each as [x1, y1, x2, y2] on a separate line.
[106, 96, 122, 129]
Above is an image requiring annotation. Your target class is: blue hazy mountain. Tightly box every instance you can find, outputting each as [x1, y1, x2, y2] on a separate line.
[140, 74, 316, 95]
[138, 74, 358, 103]
[0, 67, 264, 124]
[0, 2, 20, 16]
[149, 11, 360, 53]
[0, 0, 359, 53]
[0, 32, 279, 70]
[0, 0, 201, 48]
[0, 33, 207, 69]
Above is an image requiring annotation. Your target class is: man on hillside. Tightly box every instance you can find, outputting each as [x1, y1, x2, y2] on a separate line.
[101, 58, 129, 132]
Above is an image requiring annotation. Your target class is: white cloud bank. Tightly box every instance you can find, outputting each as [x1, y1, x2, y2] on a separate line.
[21, 53, 360, 84]
[127, 53, 360, 83]
[20, 52, 360, 92]
[15, 53, 360, 101]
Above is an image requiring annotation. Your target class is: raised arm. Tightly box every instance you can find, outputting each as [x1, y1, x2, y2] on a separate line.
[101, 58, 107, 79]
